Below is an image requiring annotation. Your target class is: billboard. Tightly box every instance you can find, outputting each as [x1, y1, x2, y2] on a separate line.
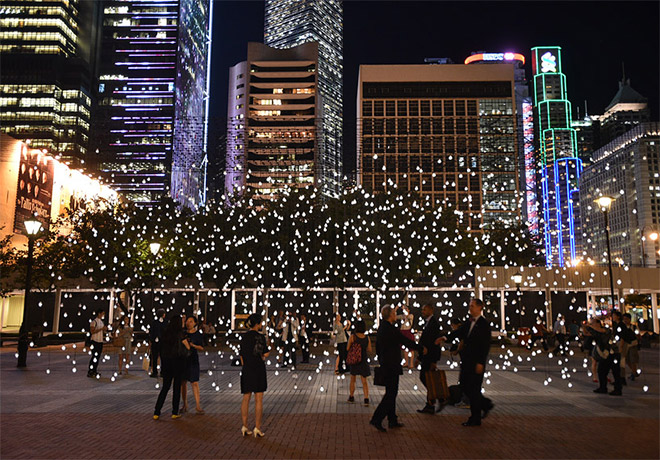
[13, 147, 54, 233]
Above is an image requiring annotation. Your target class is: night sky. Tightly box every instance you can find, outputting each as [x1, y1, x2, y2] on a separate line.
[209, 0, 660, 174]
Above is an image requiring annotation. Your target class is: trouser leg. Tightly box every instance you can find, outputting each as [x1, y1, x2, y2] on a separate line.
[155, 371, 173, 416]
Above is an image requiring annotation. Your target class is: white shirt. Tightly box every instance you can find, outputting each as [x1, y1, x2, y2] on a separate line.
[91, 318, 104, 342]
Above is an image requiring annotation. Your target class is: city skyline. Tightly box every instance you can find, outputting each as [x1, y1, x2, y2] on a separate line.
[210, 1, 659, 174]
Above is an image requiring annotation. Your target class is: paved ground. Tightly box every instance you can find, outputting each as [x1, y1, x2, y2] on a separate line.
[1, 341, 658, 459]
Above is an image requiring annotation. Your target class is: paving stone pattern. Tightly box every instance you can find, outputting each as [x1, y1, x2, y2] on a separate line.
[1, 343, 658, 459]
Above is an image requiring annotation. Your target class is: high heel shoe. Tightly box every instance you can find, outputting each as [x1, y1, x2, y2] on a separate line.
[241, 426, 252, 436]
[253, 427, 265, 438]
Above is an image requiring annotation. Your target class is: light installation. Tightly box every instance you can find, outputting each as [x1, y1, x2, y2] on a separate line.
[464, 52, 525, 65]
[522, 100, 538, 234]
[532, 46, 582, 266]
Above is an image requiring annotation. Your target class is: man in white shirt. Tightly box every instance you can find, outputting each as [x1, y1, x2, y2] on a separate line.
[87, 310, 107, 378]
[552, 314, 567, 355]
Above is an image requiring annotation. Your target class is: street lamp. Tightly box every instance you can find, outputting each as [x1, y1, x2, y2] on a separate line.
[595, 196, 617, 312]
[149, 242, 161, 313]
[512, 272, 523, 329]
[17, 219, 43, 368]
[641, 226, 658, 267]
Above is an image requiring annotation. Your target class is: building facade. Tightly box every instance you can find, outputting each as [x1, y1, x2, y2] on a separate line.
[580, 123, 660, 268]
[531, 46, 582, 267]
[226, 42, 319, 201]
[264, 0, 343, 197]
[93, 0, 212, 208]
[465, 52, 538, 234]
[0, 0, 101, 165]
[357, 64, 521, 230]
[598, 78, 649, 148]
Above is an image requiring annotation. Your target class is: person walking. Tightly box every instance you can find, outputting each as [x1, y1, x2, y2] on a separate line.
[87, 310, 107, 378]
[153, 315, 190, 420]
[369, 305, 422, 433]
[438, 298, 494, 426]
[417, 304, 442, 414]
[299, 313, 310, 363]
[181, 316, 205, 414]
[529, 318, 549, 351]
[347, 320, 372, 406]
[115, 316, 133, 375]
[332, 313, 350, 374]
[149, 309, 166, 378]
[240, 313, 270, 438]
[587, 316, 623, 396]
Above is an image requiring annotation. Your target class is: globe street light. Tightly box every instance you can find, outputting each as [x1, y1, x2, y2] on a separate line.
[17, 219, 43, 368]
[512, 272, 523, 329]
[641, 226, 658, 267]
[149, 242, 161, 312]
[595, 196, 617, 312]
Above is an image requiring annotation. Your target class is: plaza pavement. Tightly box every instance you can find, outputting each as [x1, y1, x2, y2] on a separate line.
[1, 341, 658, 459]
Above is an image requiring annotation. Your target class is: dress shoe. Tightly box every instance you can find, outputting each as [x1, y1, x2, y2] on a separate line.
[462, 420, 481, 427]
[388, 422, 404, 428]
[609, 389, 622, 396]
[417, 405, 435, 414]
[369, 420, 386, 432]
[482, 403, 495, 418]
[593, 388, 608, 394]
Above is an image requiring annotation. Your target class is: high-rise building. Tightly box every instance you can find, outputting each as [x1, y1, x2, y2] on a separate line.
[571, 114, 598, 166]
[0, 0, 101, 165]
[264, 0, 342, 197]
[226, 42, 319, 200]
[357, 64, 521, 230]
[465, 52, 538, 234]
[598, 77, 649, 147]
[531, 46, 582, 267]
[580, 123, 660, 267]
[93, 0, 212, 208]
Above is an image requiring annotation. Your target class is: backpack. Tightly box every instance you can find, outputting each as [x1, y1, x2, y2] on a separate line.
[346, 338, 362, 365]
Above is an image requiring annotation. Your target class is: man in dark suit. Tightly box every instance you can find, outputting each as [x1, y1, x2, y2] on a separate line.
[417, 303, 442, 414]
[438, 298, 494, 426]
[370, 305, 423, 432]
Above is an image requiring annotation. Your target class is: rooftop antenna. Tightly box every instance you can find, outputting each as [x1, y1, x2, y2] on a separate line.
[584, 100, 588, 118]
[621, 62, 626, 87]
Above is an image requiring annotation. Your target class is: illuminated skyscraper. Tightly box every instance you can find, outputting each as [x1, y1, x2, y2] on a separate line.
[264, 0, 343, 197]
[94, 0, 212, 208]
[0, 0, 100, 165]
[531, 46, 582, 266]
[226, 42, 319, 201]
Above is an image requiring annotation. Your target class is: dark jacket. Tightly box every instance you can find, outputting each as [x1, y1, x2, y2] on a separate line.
[376, 320, 420, 376]
[419, 315, 441, 365]
[453, 316, 491, 369]
[149, 318, 165, 342]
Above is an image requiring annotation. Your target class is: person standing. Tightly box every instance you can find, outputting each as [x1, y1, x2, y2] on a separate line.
[299, 313, 310, 363]
[115, 316, 133, 375]
[149, 309, 166, 378]
[369, 305, 422, 432]
[87, 310, 107, 378]
[587, 316, 623, 396]
[398, 306, 415, 369]
[240, 313, 270, 437]
[552, 314, 567, 355]
[347, 320, 371, 406]
[153, 315, 190, 419]
[438, 298, 494, 426]
[417, 304, 442, 414]
[621, 313, 640, 381]
[181, 316, 205, 414]
[332, 313, 350, 375]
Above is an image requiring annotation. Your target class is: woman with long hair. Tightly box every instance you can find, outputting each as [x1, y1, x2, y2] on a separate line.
[115, 316, 133, 375]
[347, 320, 372, 406]
[181, 316, 205, 414]
[153, 315, 190, 420]
[240, 313, 270, 437]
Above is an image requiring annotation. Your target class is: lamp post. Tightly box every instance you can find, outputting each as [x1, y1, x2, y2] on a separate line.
[512, 272, 523, 329]
[149, 242, 161, 313]
[641, 226, 659, 267]
[17, 219, 43, 368]
[596, 196, 617, 312]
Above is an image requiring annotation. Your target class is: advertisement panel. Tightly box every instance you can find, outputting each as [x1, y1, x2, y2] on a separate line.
[13, 148, 54, 233]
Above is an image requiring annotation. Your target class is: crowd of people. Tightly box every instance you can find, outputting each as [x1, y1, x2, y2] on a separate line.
[83, 298, 645, 437]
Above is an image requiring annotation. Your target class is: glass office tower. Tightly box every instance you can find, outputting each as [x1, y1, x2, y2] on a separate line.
[532, 46, 582, 266]
[94, 0, 211, 208]
[264, 0, 343, 197]
[0, 0, 99, 165]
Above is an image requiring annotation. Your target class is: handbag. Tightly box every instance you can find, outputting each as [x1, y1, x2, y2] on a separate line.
[426, 369, 450, 402]
[373, 366, 386, 386]
[142, 356, 150, 372]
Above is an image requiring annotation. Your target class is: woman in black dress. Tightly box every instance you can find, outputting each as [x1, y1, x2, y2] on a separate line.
[347, 320, 372, 406]
[240, 313, 270, 437]
[153, 315, 190, 420]
[181, 316, 205, 414]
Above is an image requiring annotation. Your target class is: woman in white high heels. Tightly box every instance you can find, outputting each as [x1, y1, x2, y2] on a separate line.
[240, 313, 270, 437]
